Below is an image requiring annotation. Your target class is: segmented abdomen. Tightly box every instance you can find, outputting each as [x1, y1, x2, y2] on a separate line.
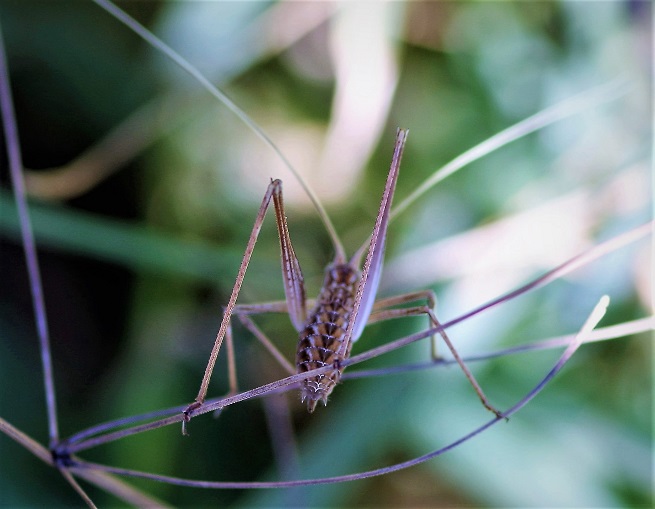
[296, 264, 359, 412]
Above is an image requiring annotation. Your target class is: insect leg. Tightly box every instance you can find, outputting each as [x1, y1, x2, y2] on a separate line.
[236, 312, 296, 375]
[367, 291, 504, 418]
[371, 290, 440, 355]
[183, 179, 311, 432]
[183, 179, 289, 433]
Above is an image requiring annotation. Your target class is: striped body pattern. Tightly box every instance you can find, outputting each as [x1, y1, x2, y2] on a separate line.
[296, 264, 360, 412]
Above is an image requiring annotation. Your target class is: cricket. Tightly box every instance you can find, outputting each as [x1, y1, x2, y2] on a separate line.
[182, 128, 501, 433]
[0, 1, 651, 507]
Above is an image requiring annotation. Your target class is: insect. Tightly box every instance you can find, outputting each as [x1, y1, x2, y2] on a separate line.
[182, 128, 501, 431]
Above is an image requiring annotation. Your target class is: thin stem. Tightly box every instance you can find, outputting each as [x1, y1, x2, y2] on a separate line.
[64, 406, 183, 446]
[389, 78, 631, 223]
[67, 365, 333, 454]
[61, 221, 650, 453]
[343, 316, 654, 380]
[66, 415, 185, 455]
[58, 470, 97, 509]
[0, 21, 58, 445]
[0, 417, 53, 466]
[61, 314, 653, 452]
[343, 221, 651, 368]
[72, 468, 170, 508]
[67, 294, 604, 489]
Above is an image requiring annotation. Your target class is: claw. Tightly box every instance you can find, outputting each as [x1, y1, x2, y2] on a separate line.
[182, 401, 202, 436]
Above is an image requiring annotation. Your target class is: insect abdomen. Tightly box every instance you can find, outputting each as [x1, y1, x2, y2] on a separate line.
[296, 264, 358, 412]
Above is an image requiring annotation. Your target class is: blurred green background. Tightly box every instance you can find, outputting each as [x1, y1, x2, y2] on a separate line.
[0, 1, 651, 507]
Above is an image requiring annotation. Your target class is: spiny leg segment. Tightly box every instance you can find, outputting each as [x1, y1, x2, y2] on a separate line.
[182, 179, 291, 434]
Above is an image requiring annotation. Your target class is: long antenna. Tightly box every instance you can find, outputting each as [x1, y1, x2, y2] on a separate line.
[92, 0, 346, 261]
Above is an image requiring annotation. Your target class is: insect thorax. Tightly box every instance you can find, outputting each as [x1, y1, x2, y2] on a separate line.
[296, 263, 360, 412]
